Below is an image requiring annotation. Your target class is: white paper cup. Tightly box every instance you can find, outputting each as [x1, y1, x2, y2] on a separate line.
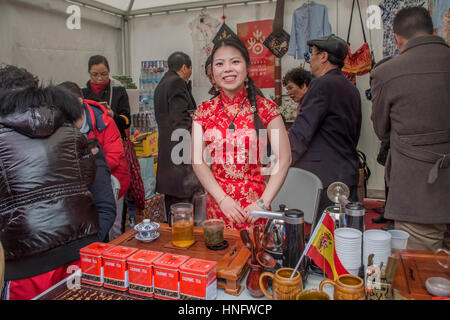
[363, 229, 392, 242]
[387, 229, 410, 250]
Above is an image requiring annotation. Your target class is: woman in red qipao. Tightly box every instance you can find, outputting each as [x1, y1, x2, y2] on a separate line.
[191, 38, 291, 231]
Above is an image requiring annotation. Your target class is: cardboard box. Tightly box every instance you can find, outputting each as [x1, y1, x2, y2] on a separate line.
[79, 242, 116, 286]
[153, 253, 190, 300]
[102, 246, 138, 291]
[134, 132, 158, 157]
[127, 250, 164, 297]
[179, 258, 217, 300]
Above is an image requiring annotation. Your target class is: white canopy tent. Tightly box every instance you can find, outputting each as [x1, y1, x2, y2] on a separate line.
[0, 0, 386, 195]
[63, 0, 292, 75]
[68, 1, 274, 16]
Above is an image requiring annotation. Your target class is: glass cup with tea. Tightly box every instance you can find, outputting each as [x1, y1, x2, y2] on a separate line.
[202, 219, 224, 248]
[171, 203, 194, 248]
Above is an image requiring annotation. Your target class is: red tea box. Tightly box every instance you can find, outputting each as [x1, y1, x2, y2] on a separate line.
[179, 258, 217, 300]
[102, 246, 138, 291]
[79, 242, 116, 286]
[153, 253, 190, 300]
[127, 249, 163, 297]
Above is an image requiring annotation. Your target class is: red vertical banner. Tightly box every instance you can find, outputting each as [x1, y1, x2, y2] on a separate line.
[237, 20, 275, 89]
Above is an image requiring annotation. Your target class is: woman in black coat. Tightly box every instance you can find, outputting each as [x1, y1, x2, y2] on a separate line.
[82, 55, 131, 138]
[0, 65, 99, 299]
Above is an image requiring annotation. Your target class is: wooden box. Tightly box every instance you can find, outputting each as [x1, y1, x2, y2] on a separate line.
[392, 250, 450, 300]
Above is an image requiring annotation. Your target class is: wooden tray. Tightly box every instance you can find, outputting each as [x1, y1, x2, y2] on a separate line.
[110, 223, 250, 295]
[392, 250, 450, 300]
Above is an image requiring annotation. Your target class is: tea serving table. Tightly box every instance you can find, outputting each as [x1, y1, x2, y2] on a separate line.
[33, 223, 334, 300]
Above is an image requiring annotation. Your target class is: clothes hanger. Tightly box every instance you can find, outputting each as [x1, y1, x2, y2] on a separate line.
[200, 8, 206, 23]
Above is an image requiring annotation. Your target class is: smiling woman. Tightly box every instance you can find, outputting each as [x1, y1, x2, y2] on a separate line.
[191, 38, 291, 231]
[212, 46, 248, 99]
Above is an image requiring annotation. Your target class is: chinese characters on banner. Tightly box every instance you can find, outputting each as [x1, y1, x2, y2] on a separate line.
[237, 20, 275, 89]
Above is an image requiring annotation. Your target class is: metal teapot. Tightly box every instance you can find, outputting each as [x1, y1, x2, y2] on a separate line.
[251, 205, 306, 277]
[261, 205, 286, 264]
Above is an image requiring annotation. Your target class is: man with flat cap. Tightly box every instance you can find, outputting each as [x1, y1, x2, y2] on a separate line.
[288, 34, 362, 228]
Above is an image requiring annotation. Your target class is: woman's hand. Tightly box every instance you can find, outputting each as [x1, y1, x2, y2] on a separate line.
[219, 196, 247, 226]
[244, 202, 263, 225]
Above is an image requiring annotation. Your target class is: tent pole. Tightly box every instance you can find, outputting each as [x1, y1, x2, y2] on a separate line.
[121, 17, 131, 75]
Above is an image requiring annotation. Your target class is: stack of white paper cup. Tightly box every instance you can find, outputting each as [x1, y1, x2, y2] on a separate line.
[363, 229, 392, 267]
[335, 228, 362, 275]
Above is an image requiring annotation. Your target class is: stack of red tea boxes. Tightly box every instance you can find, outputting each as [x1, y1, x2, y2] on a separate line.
[79, 242, 217, 300]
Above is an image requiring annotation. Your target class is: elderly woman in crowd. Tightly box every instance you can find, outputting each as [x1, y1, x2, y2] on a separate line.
[282, 68, 312, 115]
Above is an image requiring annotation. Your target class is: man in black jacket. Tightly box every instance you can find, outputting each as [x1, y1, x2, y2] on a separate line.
[288, 35, 362, 227]
[154, 52, 202, 225]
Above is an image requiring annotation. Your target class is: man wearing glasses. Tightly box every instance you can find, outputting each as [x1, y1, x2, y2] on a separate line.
[288, 34, 362, 228]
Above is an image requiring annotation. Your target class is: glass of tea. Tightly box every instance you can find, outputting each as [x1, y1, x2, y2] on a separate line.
[202, 219, 224, 247]
[171, 203, 194, 248]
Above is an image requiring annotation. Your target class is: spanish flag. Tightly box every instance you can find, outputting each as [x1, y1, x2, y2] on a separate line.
[305, 213, 348, 280]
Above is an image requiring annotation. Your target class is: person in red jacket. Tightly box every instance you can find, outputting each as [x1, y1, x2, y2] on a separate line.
[58, 82, 130, 240]
[83, 98, 130, 199]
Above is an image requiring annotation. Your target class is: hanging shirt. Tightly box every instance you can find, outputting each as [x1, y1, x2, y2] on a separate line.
[287, 1, 332, 60]
[189, 13, 221, 88]
[432, 0, 450, 36]
[379, 0, 425, 58]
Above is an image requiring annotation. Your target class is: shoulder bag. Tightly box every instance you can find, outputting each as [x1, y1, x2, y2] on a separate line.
[342, 0, 374, 84]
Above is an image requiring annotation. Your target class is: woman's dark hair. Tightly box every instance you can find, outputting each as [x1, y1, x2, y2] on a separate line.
[88, 55, 110, 72]
[57, 81, 83, 99]
[0, 64, 39, 90]
[56, 81, 85, 117]
[393, 6, 433, 39]
[204, 55, 219, 97]
[0, 85, 83, 121]
[210, 38, 265, 131]
[282, 68, 312, 87]
[205, 54, 213, 75]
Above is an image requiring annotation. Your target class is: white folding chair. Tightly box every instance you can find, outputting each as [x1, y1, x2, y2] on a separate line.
[271, 167, 323, 225]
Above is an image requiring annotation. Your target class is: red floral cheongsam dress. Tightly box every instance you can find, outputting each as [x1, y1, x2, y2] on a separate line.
[192, 87, 280, 231]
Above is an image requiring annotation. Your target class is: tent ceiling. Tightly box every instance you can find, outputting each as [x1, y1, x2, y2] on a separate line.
[93, 0, 211, 11]
[70, 0, 268, 16]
